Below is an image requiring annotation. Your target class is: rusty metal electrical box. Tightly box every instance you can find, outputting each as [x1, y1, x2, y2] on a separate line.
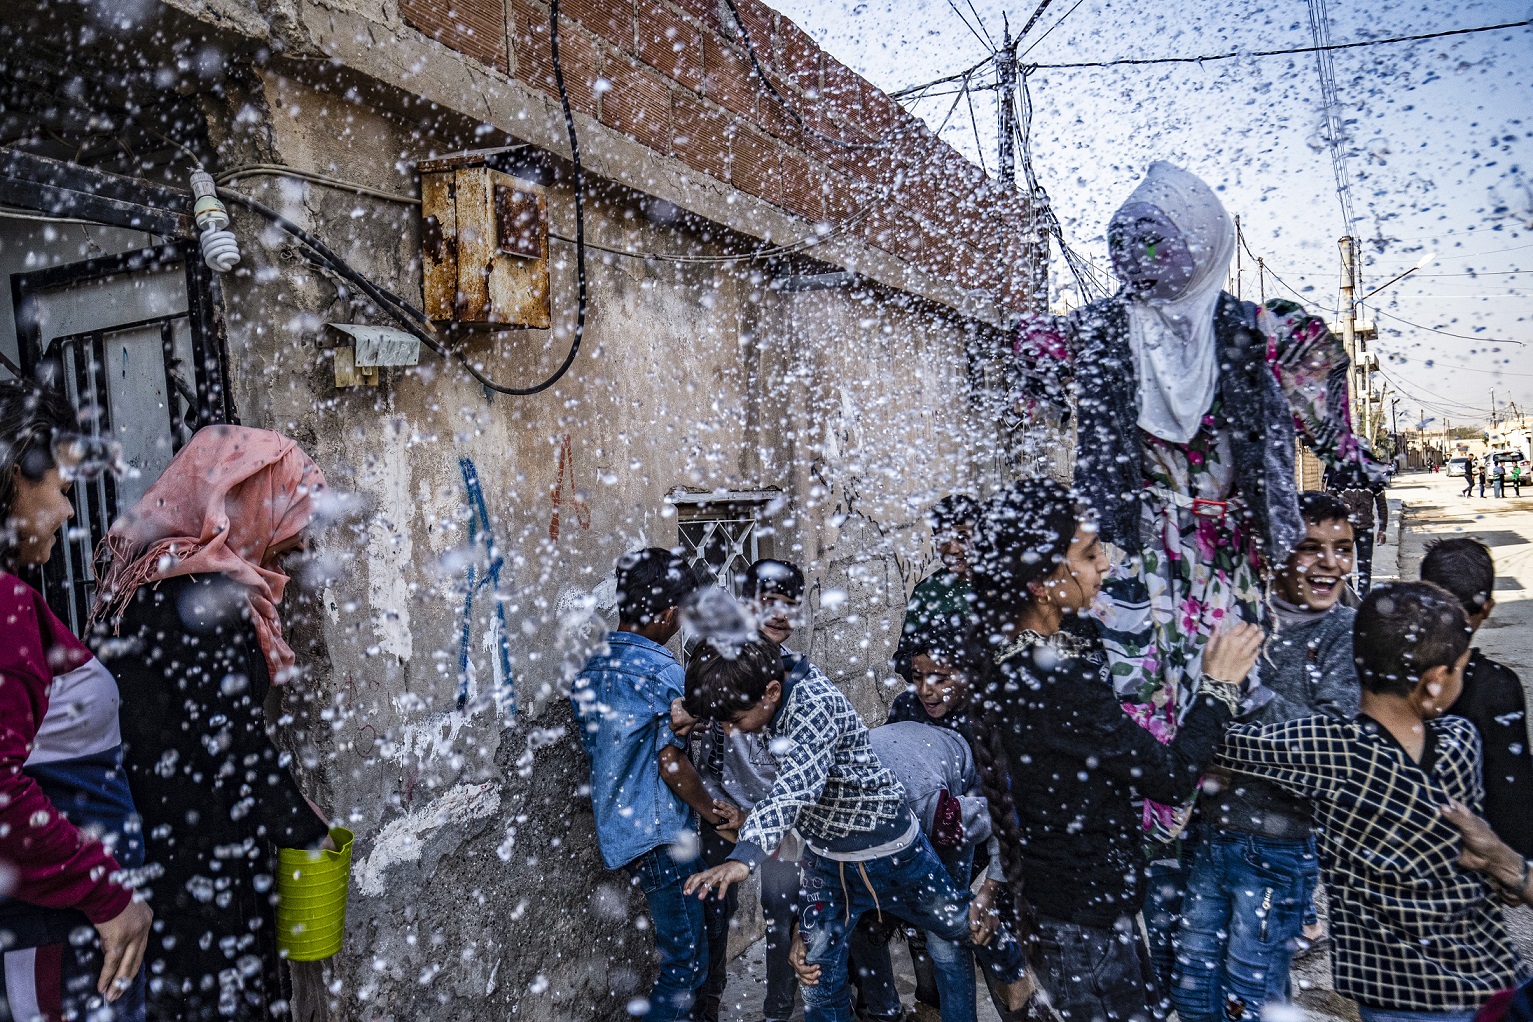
[420, 148, 551, 329]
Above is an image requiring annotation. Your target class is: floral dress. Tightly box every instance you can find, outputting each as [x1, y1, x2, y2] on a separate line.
[1017, 297, 1371, 838]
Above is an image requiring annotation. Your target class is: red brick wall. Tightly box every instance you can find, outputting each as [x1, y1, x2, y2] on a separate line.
[399, 0, 1042, 310]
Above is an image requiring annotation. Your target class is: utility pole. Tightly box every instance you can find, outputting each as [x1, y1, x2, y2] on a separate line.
[1490, 389, 1498, 430]
[1235, 216, 1242, 300]
[1339, 235, 1363, 437]
[997, 17, 1017, 186]
[1257, 256, 1266, 305]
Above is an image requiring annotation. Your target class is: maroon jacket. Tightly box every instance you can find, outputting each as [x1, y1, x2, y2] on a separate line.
[0, 574, 132, 924]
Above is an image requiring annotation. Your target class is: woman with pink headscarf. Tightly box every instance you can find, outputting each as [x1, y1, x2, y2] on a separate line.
[91, 426, 332, 1022]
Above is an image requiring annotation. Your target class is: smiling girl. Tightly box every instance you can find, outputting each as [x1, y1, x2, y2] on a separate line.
[0, 380, 152, 1022]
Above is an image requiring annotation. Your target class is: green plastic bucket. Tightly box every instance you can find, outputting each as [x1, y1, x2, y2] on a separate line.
[275, 827, 353, 961]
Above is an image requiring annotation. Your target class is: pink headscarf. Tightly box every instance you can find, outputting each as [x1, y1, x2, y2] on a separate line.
[91, 425, 327, 684]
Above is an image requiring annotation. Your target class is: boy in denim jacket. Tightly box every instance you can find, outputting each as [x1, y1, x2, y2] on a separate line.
[572, 549, 723, 1022]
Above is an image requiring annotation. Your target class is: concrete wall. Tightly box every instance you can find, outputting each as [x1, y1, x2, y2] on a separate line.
[200, 65, 1016, 1019]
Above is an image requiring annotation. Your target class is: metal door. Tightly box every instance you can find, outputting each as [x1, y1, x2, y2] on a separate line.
[12, 241, 231, 630]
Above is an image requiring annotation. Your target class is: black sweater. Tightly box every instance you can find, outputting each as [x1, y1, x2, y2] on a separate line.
[993, 633, 1233, 928]
[1448, 650, 1533, 857]
[100, 573, 328, 1020]
[106, 573, 328, 856]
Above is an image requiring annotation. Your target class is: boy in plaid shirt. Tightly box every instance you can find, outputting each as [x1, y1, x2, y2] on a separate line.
[680, 639, 1033, 1022]
[1217, 581, 1528, 1022]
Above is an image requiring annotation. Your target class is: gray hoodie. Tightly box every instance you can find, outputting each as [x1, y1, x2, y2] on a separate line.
[869, 721, 1002, 878]
[1211, 600, 1359, 839]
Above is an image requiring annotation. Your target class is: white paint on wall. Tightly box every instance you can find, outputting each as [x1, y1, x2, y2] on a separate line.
[353, 782, 502, 896]
[366, 423, 414, 660]
[380, 705, 472, 764]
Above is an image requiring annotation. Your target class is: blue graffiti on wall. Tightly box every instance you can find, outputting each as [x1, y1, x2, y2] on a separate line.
[457, 457, 515, 717]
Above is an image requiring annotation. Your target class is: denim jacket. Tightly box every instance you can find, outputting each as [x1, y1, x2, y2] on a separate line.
[571, 632, 692, 870]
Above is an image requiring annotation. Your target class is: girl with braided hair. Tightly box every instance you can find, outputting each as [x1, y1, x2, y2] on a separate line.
[964, 478, 1262, 1020]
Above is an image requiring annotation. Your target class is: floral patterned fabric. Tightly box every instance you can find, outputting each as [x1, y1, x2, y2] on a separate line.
[1013, 295, 1373, 839]
[1096, 398, 1266, 837]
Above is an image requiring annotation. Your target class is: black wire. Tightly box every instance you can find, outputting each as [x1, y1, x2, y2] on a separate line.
[1026, 18, 1530, 69]
[1014, 0, 1059, 45]
[214, 0, 590, 397]
[944, 0, 991, 49]
[1020, 0, 1087, 58]
[719, 0, 891, 151]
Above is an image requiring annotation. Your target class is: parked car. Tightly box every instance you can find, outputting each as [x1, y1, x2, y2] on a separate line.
[1447, 456, 1474, 476]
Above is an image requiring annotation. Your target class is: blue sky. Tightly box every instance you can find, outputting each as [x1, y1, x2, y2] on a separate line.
[767, 0, 1532, 428]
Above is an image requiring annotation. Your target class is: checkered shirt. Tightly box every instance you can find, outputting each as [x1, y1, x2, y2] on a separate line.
[736, 672, 903, 856]
[1218, 714, 1528, 1010]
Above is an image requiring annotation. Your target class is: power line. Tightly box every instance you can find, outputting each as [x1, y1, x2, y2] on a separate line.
[1020, 0, 1088, 58]
[1373, 309, 1526, 346]
[944, 0, 992, 50]
[1307, 0, 1357, 239]
[1025, 19, 1530, 70]
[1014, 0, 1060, 45]
[890, 55, 995, 98]
[961, 0, 995, 46]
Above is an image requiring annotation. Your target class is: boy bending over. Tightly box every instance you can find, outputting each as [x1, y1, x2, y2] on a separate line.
[681, 640, 1032, 1022]
[1217, 581, 1528, 1021]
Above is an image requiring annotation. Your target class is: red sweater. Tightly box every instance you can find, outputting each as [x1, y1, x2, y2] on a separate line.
[0, 574, 132, 924]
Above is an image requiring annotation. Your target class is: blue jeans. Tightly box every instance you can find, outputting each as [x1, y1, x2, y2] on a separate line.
[628, 846, 709, 1022]
[846, 844, 978, 1022]
[1172, 830, 1316, 1022]
[800, 834, 1026, 1022]
[924, 845, 979, 1022]
[1144, 834, 1199, 1017]
[1358, 1009, 1478, 1022]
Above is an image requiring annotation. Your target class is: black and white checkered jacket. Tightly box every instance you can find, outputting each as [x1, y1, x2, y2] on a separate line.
[1219, 713, 1527, 1009]
[731, 670, 903, 868]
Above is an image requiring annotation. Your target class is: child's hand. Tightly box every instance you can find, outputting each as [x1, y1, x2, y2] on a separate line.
[683, 860, 750, 900]
[1441, 800, 1525, 902]
[788, 927, 820, 985]
[968, 879, 1001, 946]
[1202, 621, 1264, 684]
[713, 800, 746, 833]
[670, 698, 700, 738]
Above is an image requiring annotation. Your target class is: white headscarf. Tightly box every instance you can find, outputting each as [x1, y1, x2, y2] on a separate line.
[1114, 162, 1237, 444]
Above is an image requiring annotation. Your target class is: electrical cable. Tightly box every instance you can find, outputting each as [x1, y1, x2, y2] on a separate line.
[1373, 309, 1525, 346]
[0, 206, 105, 226]
[944, 0, 992, 49]
[213, 164, 873, 266]
[215, 0, 589, 397]
[720, 0, 893, 151]
[890, 55, 995, 99]
[1019, 0, 1088, 58]
[963, 80, 989, 177]
[1014, 0, 1059, 45]
[216, 165, 423, 206]
[961, 0, 995, 46]
[1026, 19, 1530, 69]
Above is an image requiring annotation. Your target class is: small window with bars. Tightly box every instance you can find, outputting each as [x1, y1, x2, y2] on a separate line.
[668, 488, 783, 596]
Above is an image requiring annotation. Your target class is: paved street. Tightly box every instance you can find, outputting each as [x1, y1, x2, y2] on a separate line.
[722, 470, 1533, 1022]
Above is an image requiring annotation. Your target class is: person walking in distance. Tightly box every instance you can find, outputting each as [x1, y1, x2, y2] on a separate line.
[1326, 466, 1387, 596]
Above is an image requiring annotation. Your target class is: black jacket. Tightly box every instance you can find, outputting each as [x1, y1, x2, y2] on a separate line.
[993, 633, 1233, 928]
[101, 573, 328, 1021]
[1448, 650, 1533, 857]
